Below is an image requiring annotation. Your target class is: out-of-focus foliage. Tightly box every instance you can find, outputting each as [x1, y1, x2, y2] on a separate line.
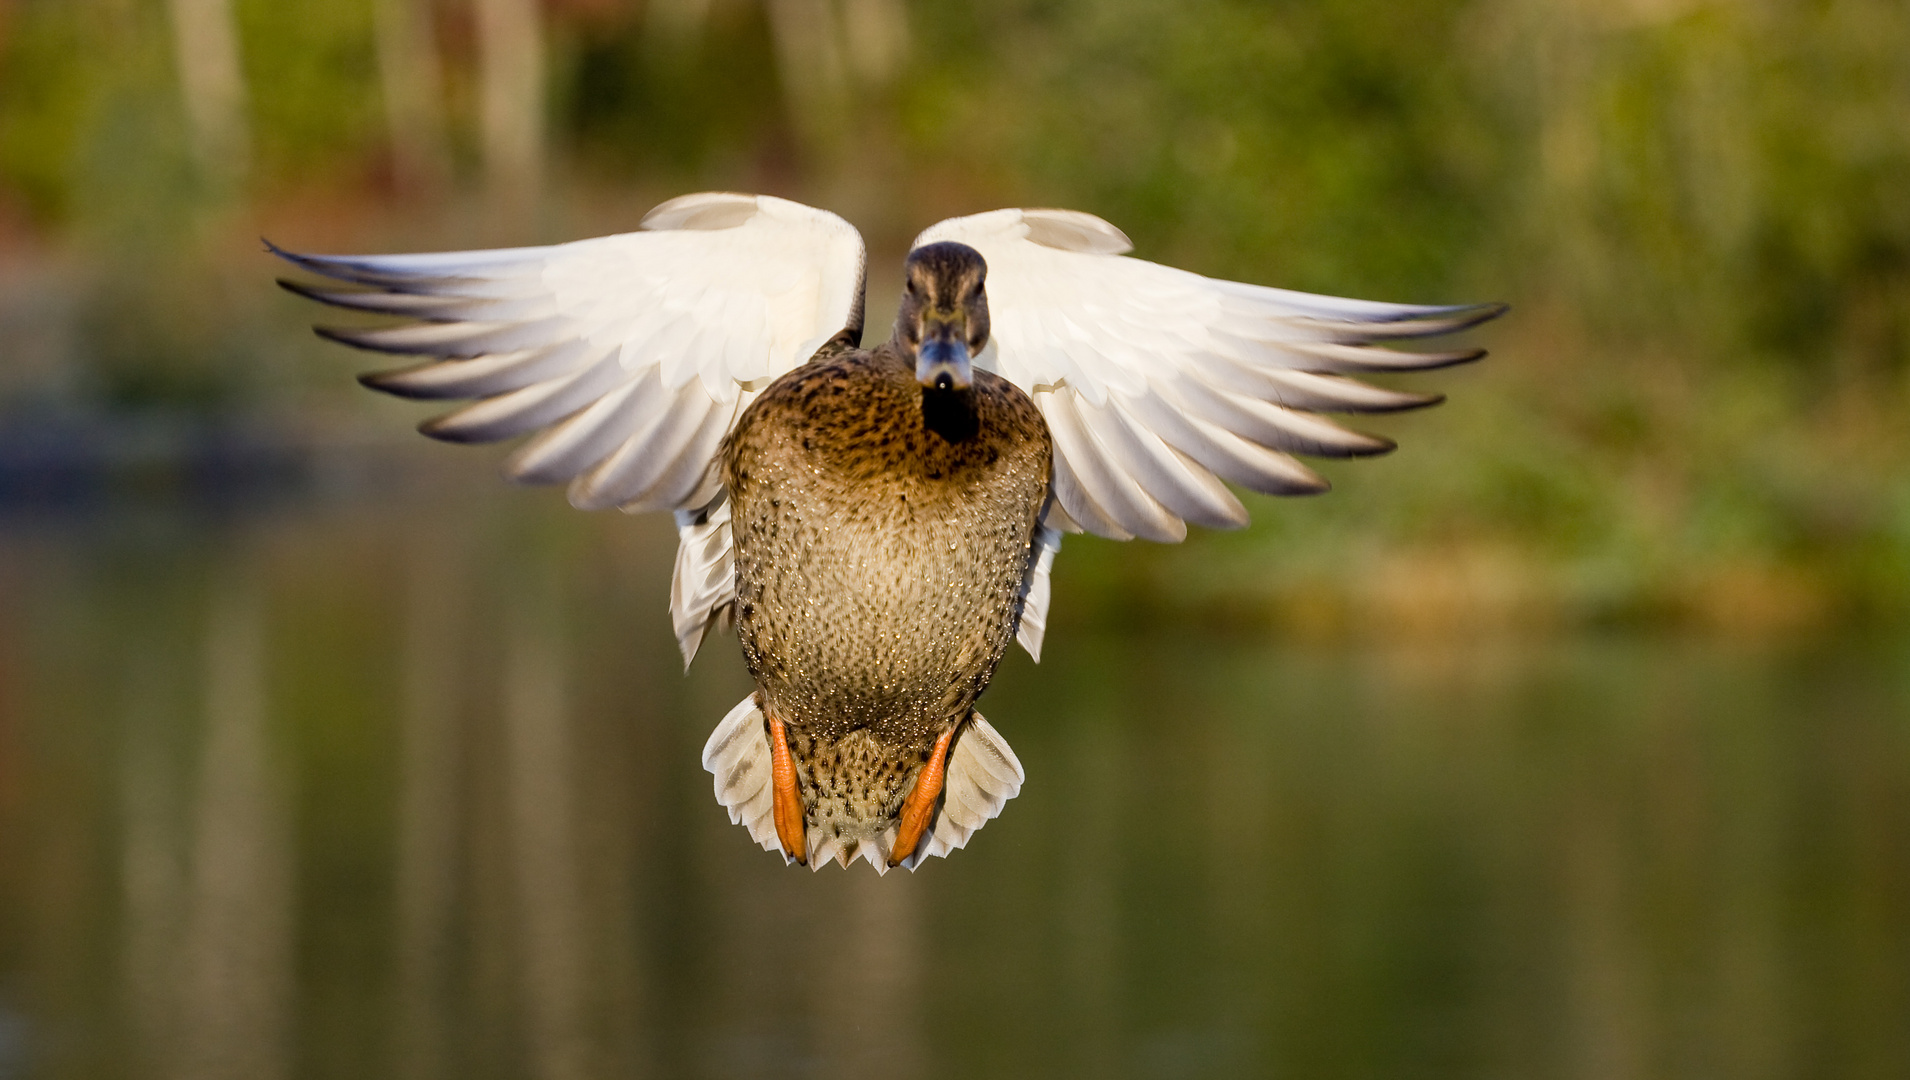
[902, 0, 1499, 296]
[0, 0, 1905, 629]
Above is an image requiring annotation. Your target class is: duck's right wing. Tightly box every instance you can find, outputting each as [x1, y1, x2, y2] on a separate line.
[916, 208, 1502, 546]
[274, 192, 867, 663]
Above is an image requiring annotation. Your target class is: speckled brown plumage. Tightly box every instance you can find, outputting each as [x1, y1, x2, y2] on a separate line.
[724, 342, 1051, 852]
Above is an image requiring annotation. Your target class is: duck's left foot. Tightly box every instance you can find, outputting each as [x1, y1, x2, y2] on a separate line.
[890, 724, 957, 866]
[767, 714, 807, 865]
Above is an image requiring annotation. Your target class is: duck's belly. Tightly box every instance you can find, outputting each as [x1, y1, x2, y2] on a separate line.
[724, 351, 1051, 745]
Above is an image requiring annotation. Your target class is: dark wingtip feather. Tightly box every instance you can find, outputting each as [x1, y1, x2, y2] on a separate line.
[264, 240, 338, 278]
[318, 323, 474, 355]
[1393, 301, 1508, 337]
[1253, 471, 1333, 497]
[313, 324, 381, 351]
[1300, 431, 1398, 460]
[267, 243, 424, 287]
[1369, 391, 1446, 414]
[282, 277, 432, 316]
[357, 364, 444, 400]
[1437, 301, 1509, 330]
[277, 276, 331, 304]
[1413, 346, 1488, 371]
[1346, 432, 1398, 458]
[266, 240, 343, 283]
[356, 369, 397, 393]
[417, 413, 487, 444]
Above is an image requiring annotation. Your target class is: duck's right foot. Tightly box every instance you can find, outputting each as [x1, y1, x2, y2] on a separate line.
[890, 723, 957, 866]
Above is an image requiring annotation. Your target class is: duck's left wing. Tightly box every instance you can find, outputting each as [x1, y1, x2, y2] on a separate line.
[274, 192, 867, 664]
[916, 208, 1503, 548]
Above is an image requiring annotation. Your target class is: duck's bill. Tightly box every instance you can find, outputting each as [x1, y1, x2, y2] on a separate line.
[700, 695, 1025, 873]
[915, 337, 974, 391]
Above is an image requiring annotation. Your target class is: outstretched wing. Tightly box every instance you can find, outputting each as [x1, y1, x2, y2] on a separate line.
[277, 192, 865, 511]
[914, 208, 1502, 544]
[275, 192, 867, 661]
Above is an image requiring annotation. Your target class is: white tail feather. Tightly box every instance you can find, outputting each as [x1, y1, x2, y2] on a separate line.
[701, 700, 1027, 872]
[905, 712, 1026, 869]
[699, 695, 792, 863]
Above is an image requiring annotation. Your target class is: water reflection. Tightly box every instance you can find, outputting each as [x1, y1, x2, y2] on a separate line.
[2, 500, 1906, 1080]
[502, 580, 591, 1080]
[394, 534, 461, 1080]
[117, 622, 186, 1079]
[178, 580, 291, 1080]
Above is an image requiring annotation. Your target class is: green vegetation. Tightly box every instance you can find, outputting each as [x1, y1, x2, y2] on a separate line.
[1, 0, 1905, 630]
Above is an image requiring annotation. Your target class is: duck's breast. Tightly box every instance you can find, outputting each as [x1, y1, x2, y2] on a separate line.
[725, 348, 1051, 744]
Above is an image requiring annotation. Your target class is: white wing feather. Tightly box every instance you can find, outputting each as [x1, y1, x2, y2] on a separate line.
[276, 192, 866, 662]
[1014, 519, 1063, 662]
[670, 494, 736, 667]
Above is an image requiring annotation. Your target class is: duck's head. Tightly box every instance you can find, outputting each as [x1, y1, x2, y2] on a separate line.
[896, 242, 990, 391]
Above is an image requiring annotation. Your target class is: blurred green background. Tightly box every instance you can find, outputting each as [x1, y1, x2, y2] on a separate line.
[4, 0, 1907, 629]
[1, 2, 1907, 1080]
[7, 0, 1902, 626]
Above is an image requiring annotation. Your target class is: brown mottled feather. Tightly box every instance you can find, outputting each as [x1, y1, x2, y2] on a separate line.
[724, 343, 1051, 851]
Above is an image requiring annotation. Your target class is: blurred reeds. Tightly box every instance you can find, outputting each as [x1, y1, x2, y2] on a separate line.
[1, 0, 1905, 633]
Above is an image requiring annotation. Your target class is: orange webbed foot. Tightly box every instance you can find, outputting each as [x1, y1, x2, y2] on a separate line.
[890, 723, 957, 867]
[767, 714, 806, 865]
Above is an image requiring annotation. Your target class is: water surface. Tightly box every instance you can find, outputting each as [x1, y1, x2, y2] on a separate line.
[2, 494, 1905, 1080]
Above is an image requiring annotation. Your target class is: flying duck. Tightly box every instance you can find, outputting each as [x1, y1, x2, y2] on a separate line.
[273, 193, 1503, 872]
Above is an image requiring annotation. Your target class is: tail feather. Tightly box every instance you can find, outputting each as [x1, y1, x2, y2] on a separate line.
[700, 695, 790, 862]
[908, 712, 1025, 867]
[701, 697, 1027, 871]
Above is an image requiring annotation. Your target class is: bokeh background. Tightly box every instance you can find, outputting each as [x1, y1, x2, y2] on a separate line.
[1, 2, 1907, 1079]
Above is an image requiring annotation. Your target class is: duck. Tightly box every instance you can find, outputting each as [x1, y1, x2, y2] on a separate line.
[273, 192, 1503, 872]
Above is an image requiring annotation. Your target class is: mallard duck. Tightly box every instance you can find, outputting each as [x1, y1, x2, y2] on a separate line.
[274, 192, 1503, 872]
